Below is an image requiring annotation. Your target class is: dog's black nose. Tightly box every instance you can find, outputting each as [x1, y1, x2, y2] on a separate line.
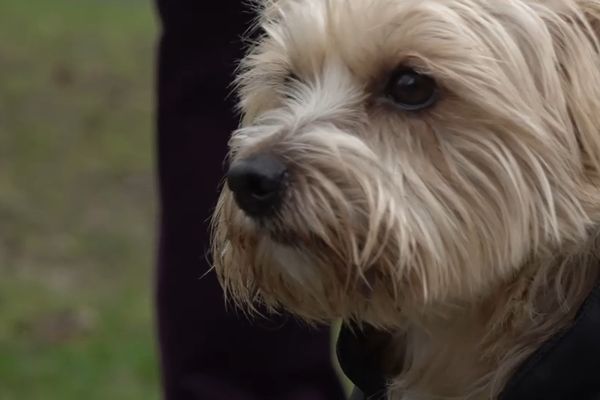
[227, 154, 288, 217]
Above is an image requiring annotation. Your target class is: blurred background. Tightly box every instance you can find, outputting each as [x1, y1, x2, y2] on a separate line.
[0, 0, 159, 399]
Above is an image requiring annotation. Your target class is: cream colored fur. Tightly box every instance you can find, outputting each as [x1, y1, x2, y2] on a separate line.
[211, 0, 600, 398]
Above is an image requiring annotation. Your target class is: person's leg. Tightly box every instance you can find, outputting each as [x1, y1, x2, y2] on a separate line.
[155, 1, 346, 399]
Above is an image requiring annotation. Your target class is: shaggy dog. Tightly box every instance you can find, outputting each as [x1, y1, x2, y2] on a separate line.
[211, 0, 600, 398]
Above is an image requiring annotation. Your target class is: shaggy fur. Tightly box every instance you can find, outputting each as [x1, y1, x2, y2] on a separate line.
[211, 0, 600, 398]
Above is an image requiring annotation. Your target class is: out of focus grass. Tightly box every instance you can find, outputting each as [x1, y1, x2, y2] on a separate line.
[0, 1, 159, 399]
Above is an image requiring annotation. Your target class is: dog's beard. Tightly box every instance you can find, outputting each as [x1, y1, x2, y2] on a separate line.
[213, 118, 590, 328]
[213, 126, 405, 324]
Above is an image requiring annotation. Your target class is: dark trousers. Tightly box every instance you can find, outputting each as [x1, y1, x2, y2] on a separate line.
[155, 1, 346, 399]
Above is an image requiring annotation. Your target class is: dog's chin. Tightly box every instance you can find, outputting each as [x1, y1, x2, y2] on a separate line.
[251, 223, 339, 298]
[218, 216, 399, 325]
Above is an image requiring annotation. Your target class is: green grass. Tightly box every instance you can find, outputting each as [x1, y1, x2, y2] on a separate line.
[0, 0, 159, 398]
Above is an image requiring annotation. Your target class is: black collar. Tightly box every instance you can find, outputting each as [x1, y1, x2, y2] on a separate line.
[336, 284, 600, 400]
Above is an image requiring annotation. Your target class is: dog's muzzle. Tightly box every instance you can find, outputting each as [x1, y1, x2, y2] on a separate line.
[226, 153, 288, 217]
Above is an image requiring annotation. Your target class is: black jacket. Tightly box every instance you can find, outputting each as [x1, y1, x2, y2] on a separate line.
[337, 285, 600, 400]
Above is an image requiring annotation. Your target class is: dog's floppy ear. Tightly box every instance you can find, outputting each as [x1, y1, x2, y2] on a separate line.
[548, 1, 600, 178]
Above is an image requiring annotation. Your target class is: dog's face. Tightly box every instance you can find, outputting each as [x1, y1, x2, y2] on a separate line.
[213, 0, 600, 326]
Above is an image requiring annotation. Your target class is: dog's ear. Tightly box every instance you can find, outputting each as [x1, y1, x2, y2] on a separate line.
[548, 1, 600, 178]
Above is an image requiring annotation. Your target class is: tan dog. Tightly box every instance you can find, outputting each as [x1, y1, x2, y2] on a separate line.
[211, 1, 600, 398]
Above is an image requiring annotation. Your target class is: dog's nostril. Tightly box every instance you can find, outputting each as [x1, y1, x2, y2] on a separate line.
[226, 154, 288, 217]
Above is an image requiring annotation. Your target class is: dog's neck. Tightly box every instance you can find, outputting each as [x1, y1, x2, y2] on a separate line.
[382, 236, 600, 399]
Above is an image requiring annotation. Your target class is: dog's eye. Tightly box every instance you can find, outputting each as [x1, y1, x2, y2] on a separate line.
[385, 68, 438, 111]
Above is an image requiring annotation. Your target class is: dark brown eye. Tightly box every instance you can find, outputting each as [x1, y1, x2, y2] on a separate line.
[386, 68, 438, 111]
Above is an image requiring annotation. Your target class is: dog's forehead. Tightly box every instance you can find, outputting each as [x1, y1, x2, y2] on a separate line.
[259, 0, 563, 79]
[263, 0, 453, 77]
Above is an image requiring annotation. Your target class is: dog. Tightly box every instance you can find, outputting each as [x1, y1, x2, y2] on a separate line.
[211, 0, 600, 398]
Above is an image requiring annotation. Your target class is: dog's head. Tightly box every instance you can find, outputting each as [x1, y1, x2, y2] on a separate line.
[212, 0, 600, 326]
